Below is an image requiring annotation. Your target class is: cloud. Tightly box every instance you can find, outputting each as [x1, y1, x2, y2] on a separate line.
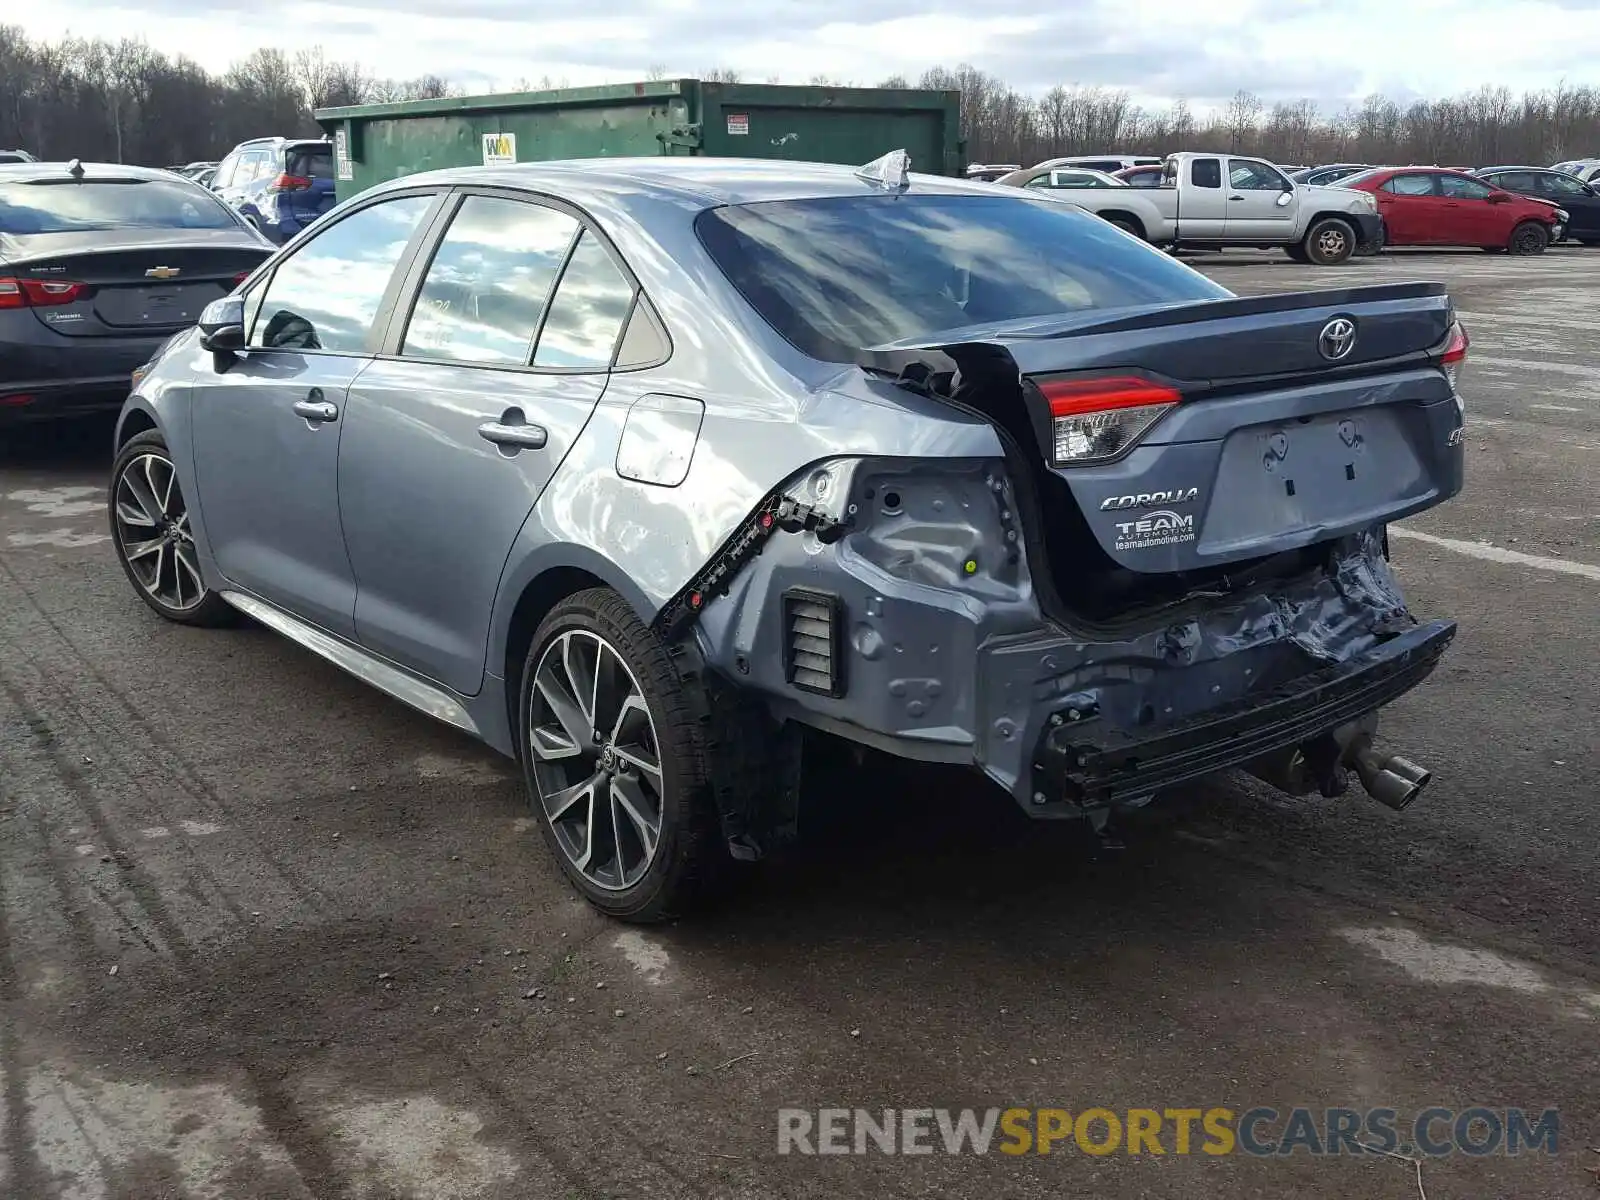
[16, 0, 1600, 112]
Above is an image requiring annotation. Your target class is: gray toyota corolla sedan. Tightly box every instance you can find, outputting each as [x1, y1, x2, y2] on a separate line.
[112, 152, 1467, 922]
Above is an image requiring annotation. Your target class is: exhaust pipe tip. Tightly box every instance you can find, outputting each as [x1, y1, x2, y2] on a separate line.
[1348, 743, 1433, 812]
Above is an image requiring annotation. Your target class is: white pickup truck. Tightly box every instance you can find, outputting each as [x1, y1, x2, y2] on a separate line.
[1028, 152, 1385, 264]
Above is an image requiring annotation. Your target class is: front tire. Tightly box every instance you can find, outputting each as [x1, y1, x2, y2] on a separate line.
[1507, 221, 1549, 256]
[518, 588, 721, 922]
[1302, 217, 1356, 265]
[109, 431, 235, 627]
[1284, 242, 1311, 263]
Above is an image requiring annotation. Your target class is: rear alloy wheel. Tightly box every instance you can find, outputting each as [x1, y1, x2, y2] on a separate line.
[109, 431, 234, 626]
[1507, 221, 1549, 256]
[1302, 217, 1356, 265]
[519, 588, 720, 922]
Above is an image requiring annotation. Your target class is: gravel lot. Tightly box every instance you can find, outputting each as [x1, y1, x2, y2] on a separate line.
[1, 246, 1596, 1199]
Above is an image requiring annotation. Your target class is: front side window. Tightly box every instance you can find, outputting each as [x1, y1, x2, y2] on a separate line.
[695, 193, 1231, 363]
[402, 196, 579, 366]
[532, 229, 637, 370]
[1440, 175, 1493, 200]
[250, 193, 434, 352]
[0, 178, 240, 234]
[1542, 172, 1586, 197]
[1228, 160, 1285, 190]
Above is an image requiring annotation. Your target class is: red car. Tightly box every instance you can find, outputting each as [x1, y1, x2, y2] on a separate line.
[1339, 167, 1564, 254]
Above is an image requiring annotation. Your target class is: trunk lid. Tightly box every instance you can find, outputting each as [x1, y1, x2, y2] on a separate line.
[862, 281, 1465, 582]
[0, 229, 272, 338]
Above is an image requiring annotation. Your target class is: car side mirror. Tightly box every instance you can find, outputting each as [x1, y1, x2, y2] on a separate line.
[1275, 191, 1294, 207]
[1486, 192, 1511, 203]
[198, 296, 246, 355]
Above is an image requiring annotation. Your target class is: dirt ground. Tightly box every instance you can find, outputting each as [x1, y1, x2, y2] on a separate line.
[2, 247, 1597, 1199]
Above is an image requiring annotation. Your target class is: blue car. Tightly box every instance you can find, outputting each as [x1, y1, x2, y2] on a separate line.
[209, 137, 336, 244]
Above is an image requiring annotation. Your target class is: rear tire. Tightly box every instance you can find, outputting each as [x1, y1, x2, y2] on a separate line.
[1302, 217, 1356, 265]
[1104, 215, 1143, 239]
[1507, 221, 1548, 256]
[109, 431, 236, 627]
[517, 588, 725, 923]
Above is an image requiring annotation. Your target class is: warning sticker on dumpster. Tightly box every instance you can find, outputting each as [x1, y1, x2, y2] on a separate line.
[333, 129, 353, 181]
[726, 113, 749, 136]
[482, 132, 518, 165]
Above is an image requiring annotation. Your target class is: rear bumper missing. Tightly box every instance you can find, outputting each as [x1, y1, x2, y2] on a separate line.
[1032, 618, 1456, 812]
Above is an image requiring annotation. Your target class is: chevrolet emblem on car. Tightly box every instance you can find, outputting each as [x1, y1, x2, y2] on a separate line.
[144, 265, 181, 279]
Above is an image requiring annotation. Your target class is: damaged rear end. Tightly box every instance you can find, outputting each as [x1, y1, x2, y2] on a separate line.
[858, 281, 1467, 816]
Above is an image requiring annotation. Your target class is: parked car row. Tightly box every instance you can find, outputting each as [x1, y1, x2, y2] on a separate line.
[998, 151, 1592, 261]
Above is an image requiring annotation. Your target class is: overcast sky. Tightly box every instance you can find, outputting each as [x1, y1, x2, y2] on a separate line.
[16, 0, 1600, 113]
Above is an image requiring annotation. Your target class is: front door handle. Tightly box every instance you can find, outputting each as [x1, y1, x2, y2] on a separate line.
[478, 419, 548, 450]
[293, 399, 338, 423]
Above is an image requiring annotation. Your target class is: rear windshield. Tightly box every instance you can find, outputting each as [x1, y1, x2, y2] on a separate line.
[0, 178, 239, 234]
[695, 193, 1229, 362]
[288, 146, 334, 179]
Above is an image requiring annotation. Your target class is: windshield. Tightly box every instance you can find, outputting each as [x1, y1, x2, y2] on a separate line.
[695, 193, 1230, 363]
[0, 178, 239, 234]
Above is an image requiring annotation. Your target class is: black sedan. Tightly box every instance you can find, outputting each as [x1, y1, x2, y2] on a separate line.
[1473, 165, 1600, 244]
[1, 161, 274, 423]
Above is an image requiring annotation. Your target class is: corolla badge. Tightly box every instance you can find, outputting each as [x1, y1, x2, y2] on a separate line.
[1318, 317, 1357, 361]
[1100, 487, 1201, 512]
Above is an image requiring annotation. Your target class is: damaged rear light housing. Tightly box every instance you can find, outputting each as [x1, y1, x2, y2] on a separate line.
[1032, 375, 1181, 466]
[1437, 319, 1469, 394]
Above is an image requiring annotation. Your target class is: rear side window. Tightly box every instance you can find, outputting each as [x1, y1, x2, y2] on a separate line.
[0, 178, 239, 234]
[1383, 174, 1435, 196]
[1486, 171, 1535, 192]
[1190, 158, 1222, 188]
[402, 196, 579, 366]
[250, 193, 434, 353]
[695, 193, 1231, 363]
[532, 230, 636, 370]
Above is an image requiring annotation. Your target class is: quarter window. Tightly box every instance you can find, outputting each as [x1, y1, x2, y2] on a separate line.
[401, 196, 579, 365]
[1191, 158, 1222, 188]
[532, 230, 636, 370]
[250, 193, 434, 352]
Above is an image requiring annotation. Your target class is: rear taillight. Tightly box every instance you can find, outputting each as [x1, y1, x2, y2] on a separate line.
[1034, 375, 1181, 466]
[1438, 320, 1469, 393]
[0, 276, 86, 308]
[267, 173, 313, 193]
[233, 271, 251, 287]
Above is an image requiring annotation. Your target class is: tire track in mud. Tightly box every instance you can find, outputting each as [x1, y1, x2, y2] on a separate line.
[0, 781, 54, 1198]
[0, 671, 342, 1197]
[0, 555, 329, 916]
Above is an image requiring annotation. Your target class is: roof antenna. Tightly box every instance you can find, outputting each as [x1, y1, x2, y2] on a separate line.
[67, 159, 85, 181]
[854, 149, 911, 193]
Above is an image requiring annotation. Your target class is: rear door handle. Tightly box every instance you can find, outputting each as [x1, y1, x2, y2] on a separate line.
[293, 399, 338, 423]
[478, 419, 548, 450]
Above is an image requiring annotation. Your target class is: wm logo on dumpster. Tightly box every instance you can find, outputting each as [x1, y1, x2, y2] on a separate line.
[481, 132, 518, 165]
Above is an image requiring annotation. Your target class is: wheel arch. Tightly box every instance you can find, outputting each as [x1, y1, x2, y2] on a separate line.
[1098, 209, 1148, 239]
[114, 402, 160, 450]
[493, 545, 658, 745]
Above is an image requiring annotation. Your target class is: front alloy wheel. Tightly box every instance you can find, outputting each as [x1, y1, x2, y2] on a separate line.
[109, 431, 233, 626]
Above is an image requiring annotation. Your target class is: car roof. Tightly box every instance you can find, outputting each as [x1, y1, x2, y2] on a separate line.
[1476, 165, 1552, 173]
[366, 156, 1024, 209]
[0, 161, 189, 184]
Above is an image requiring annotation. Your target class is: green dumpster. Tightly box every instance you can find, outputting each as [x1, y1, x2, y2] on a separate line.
[315, 78, 965, 201]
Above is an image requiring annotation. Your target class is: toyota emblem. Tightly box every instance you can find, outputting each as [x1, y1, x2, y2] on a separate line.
[1318, 317, 1357, 361]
